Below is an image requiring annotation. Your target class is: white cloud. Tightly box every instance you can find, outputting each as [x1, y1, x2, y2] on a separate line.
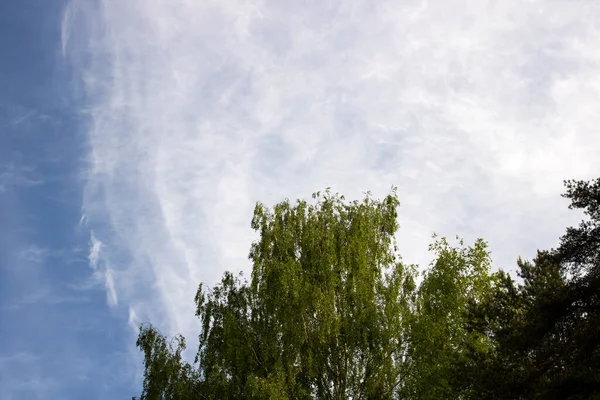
[104, 268, 118, 307]
[127, 306, 141, 332]
[88, 233, 101, 269]
[64, 0, 600, 362]
[88, 231, 118, 307]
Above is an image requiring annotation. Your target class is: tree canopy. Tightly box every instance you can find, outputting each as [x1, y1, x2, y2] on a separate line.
[461, 178, 600, 399]
[133, 178, 600, 400]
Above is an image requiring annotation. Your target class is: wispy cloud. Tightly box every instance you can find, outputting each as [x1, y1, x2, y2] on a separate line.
[0, 103, 51, 130]
[63, 0, 600, 361]
[1, 243, 89, 314]
[0, 162, 42, 193]
[0, 289, 90, 311]
[87, 232, 118, 307]
[17, 244, 53, 265]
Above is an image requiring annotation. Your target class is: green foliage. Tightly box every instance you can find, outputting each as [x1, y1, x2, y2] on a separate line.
[133, 327, 200, 400]
[132, 178, 600, 399]
[193, 188, 415, 399]
[401, 235, 494, 399]
[461, 178, 600, 399]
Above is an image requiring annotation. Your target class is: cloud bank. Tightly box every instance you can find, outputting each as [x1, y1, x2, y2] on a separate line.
[64, 0, 600, 354]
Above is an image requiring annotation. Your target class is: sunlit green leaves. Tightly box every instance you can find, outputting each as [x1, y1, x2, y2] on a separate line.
[401, 235, 495, 399]
[195, 188, 415, 399]
[133, 179, 600, 400]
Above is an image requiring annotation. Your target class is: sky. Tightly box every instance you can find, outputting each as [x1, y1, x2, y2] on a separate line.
[1, 0, 600, 398]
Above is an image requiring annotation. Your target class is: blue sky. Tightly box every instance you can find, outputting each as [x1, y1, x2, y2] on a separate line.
[2, 0, 600, 399]
[0, 1, 135, 399]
